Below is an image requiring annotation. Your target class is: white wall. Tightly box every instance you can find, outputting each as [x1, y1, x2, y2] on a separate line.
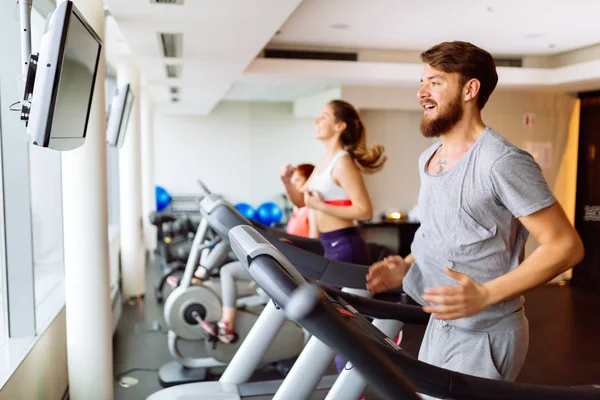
[293, 87, 341, 118]
[343, 85, 422, 112]
[154, 102, 322, 209]
[360, 109, 434, 214]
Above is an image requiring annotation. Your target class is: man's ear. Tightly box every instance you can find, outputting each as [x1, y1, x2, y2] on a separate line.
[464, 78, 481, 103]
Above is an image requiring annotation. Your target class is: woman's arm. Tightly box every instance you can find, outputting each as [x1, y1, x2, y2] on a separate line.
[280, 164, 305, 207]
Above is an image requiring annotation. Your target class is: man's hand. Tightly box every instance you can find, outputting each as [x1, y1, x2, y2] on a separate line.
[366, 256, 409, 293]
[421, 267, 491, 320]
[279, 164, 295, 184]
[304, 190, 324, 211]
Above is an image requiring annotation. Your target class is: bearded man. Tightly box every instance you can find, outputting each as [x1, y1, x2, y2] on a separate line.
[366, 41, 584, 397]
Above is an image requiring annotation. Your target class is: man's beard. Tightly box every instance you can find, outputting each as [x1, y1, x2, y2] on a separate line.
[420, 94, 464, 138]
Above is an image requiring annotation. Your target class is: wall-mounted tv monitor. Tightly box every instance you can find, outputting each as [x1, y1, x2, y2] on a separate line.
[23, 0, 102, 151]
[106, 83, 134, 148]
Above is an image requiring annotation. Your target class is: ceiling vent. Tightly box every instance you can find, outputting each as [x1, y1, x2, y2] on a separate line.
[263, 49, 523, 68]
[494, 58, 523, 68]
[150, 0, 184, 4]
[263, 49, 357, 62]
[165, 64, 182, 78]
[158, 33, 182, 58]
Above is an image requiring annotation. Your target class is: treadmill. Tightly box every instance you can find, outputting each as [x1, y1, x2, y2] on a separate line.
[227, 224, 600, 400]
[201, 194, 420, 399]
[147, 196, 428, 400]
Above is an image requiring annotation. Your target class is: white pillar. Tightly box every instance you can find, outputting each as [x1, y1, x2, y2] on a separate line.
[117, 56, 145, 297]
[141, 85, 157, 251]
[58, 0, 113, 398]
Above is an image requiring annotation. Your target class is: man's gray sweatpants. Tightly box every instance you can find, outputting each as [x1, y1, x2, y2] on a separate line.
[417, 310, 529, 399]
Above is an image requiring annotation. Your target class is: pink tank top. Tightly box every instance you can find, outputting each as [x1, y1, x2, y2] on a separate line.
[285, 207, 311, 238]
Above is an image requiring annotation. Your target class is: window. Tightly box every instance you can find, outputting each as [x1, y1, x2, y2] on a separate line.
[106, 76, 121, 230]
[0, 138, 7, 350]
[29, 8, 65, 330]
[105, 74, 121, 293]
[0, 0, 74, 387]
[0, 0, 38, 355]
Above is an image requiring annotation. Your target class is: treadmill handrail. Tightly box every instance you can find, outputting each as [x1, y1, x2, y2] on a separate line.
[315, 283, 430, 325]
[201, 196, 412, 291]
[357, 322, 600, 400]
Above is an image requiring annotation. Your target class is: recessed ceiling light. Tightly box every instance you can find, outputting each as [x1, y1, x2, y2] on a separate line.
[330, 24, 350, 30]
[150, 0, 184, 4]
[158, 33, 183, 58]
[486, 6, 493, 12]
[523, 33, 543, 40]
[165, 64, 182, 78]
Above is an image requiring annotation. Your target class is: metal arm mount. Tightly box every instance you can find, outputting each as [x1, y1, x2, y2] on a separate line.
[17, 0, 36, 123]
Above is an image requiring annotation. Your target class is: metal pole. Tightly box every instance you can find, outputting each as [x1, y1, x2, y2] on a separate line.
[18, 0, 33, 76]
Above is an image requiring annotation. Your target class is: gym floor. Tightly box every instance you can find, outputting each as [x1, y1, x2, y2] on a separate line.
[113, 259, 600, 400]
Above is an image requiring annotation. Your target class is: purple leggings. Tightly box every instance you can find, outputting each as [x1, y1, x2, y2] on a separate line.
[320, 227, 369, 373]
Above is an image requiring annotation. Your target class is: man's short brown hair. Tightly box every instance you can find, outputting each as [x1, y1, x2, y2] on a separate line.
[420, 41, 498, 110]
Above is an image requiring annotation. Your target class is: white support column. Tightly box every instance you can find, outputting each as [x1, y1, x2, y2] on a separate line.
[58, 0, 113, 398]
[117, 56, 145, 297]
[141, 85, 157, 251]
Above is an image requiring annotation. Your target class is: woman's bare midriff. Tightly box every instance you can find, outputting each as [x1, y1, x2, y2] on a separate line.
[315, 210, 355, 233]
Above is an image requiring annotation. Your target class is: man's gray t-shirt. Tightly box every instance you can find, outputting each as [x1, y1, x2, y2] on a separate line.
[403, 127, 556, 331]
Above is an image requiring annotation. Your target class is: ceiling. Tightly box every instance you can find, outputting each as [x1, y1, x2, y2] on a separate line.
[104, 0, 600, 115]
[103, 0, 303, 114]
[271, 0, 600, 56]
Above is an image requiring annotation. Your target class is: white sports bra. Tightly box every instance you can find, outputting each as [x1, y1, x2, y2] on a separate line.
[307, 151, 351, 205]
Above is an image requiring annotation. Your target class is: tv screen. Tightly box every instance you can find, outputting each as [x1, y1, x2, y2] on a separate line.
[106, 83, 134, 148]
[25, 1, 102, 151]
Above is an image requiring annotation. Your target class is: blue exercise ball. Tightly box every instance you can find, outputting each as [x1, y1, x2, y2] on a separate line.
[156, 186, 172, 212]
[256, 202, 283, 226]
[235, 202, 256, 221]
